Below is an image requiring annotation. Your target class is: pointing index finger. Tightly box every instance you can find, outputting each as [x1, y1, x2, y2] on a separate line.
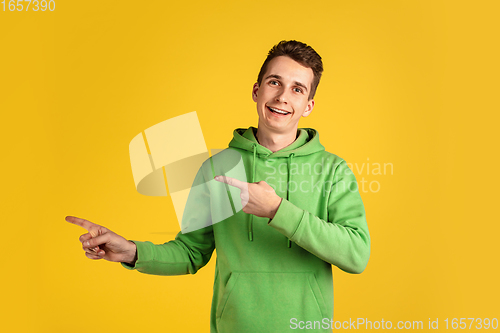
[215, 175, 248, 191]
[65, 216, 94, 231]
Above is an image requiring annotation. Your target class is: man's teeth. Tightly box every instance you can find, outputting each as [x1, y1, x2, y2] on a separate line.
[269, 107, 290, 115]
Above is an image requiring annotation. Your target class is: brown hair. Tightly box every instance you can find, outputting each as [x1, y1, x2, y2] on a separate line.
[257, 40, 323, 100]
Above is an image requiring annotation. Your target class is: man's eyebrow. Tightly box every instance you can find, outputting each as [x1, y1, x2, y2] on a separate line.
[264, 74, 282, 81]
[264, 74, 309, 92]
[293, 81, 308, 92]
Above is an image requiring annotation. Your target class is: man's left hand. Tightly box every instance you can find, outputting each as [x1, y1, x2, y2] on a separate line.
[214, 175, 282, 219]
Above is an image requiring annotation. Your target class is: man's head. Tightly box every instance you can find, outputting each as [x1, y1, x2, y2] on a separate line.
[257, 40, 323, 100]
[252, 40, 323, 135]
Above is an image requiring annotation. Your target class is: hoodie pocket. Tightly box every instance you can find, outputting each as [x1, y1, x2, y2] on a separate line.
[216, 272, 328, 333]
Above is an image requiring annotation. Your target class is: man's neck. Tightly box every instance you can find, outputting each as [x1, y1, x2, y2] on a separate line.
[255, 127, 298, 153]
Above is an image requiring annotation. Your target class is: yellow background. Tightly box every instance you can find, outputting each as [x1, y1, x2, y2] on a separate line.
[1, 0, 499, 332]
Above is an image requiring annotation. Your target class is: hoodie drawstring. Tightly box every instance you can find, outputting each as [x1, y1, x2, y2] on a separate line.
[247, 145, 294, 249]
[248, 143, 257, 241]
[286, 153, 295, 248]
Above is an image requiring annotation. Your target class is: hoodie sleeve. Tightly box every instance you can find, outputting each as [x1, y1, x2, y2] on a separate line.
[120, 226, 215, 276]
[268, 160, 370, 274]
[120, 164, 216, 276]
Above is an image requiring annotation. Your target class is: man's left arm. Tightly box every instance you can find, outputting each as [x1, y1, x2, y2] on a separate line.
[268, 160, 370, 274]
[215, 161, 370, 274]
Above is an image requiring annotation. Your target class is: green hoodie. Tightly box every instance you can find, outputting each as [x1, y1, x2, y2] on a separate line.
[121, 127, 370, 332]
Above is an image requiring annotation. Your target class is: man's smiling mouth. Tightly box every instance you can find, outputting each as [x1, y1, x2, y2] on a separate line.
[267, 106, 291, 115]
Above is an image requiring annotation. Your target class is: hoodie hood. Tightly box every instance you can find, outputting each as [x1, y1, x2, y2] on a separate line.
[228, 126, 325, 158]
[227, 127, 325, 246]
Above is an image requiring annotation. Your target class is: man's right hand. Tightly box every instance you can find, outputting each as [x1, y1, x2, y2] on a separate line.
[66, 216, 137, 265]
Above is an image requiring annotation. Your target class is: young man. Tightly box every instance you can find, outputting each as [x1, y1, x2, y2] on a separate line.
[67, 40, 370, 332]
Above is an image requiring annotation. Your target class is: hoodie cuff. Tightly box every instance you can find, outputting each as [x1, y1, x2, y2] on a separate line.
[120, 240, 151, 270]
[268, 198, 304, 240]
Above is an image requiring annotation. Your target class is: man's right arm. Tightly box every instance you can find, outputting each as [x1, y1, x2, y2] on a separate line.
[119, 225, 215, 275]
[119, 165, 216, 276]
[68, 162, 215, 275]
[67, 212, 215, 276]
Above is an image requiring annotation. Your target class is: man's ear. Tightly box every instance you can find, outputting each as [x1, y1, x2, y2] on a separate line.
[302, 99, 315, 117]
[252, 82, 259, 102]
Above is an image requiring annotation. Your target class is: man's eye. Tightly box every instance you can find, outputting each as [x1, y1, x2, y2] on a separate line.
[294, 87, 303, 93]
[270, 80, 278, 85]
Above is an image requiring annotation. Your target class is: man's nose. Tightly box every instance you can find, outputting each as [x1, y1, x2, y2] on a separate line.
[275, 89, 288, 103]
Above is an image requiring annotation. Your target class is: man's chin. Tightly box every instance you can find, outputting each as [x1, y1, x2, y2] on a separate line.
[258, 120, 296, 133]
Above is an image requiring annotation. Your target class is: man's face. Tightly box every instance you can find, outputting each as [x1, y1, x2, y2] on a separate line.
[253, 56, 315, 134]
